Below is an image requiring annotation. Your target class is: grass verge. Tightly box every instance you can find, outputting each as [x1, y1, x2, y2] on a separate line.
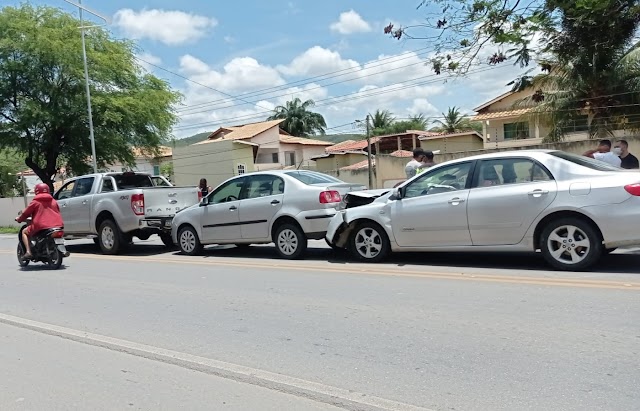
[0, 226, 19, 234]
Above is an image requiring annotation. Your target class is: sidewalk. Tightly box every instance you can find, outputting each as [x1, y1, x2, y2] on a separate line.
[0, 323, 340, 411]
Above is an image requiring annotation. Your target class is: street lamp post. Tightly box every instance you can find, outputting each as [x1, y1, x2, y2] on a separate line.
[63, 0, 110, 174]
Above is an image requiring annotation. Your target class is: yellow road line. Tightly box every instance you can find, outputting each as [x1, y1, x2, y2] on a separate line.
[2, 249, 637, 290]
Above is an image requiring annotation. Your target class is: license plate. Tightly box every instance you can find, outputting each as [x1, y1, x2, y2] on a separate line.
[54, 238, 65, 245]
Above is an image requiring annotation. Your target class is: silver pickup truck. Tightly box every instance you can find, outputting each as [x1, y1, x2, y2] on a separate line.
[53, 172, 199, 254]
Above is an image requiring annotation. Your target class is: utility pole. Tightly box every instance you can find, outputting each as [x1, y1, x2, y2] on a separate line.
[63, 0, 110, 173]
[366, 114, 373, 189]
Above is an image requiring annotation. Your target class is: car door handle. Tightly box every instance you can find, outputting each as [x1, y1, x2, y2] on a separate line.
[229, 205, 237, 211]
[270, 200, 280, 205]
[528, 189, 549, 196]
[448, 197, 465, 204]
[82, 200, 88, 205]
[61, 203, 67, 207]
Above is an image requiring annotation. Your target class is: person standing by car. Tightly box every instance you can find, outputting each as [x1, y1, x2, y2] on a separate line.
[198, 178, 213, 198]
[422, 150, 436, 170]
[614, 139, 639, 169]
[405, 149, 427, 178]
[583, 139, 622, 167]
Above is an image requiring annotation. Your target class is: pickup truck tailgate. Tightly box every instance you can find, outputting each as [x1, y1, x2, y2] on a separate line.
[142, 187, 199, 218]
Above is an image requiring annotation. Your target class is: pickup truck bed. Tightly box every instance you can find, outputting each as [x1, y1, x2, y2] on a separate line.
[54, 172, 199, 254]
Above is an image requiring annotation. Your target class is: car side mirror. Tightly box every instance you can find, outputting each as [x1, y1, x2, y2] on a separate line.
[391, 187, 404, 200]
[199, 198, 208, 207]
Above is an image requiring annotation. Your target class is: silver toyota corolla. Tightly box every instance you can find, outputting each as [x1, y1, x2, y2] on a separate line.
[326, 150, 640, 271]
[172, 170, 365, 259]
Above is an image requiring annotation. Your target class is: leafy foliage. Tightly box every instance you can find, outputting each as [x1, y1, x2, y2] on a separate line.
[0, 4, 181, 189]
[386, 0, 640, 77]
[430, 107, 481, 133]
[267, 97, 327, 136]
[370, 111, 432, 136]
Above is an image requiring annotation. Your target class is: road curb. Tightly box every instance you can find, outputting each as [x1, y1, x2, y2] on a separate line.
[0, 312, 433, 411]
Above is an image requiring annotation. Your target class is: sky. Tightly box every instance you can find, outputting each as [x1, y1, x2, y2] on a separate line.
[4, 0, 532, 139]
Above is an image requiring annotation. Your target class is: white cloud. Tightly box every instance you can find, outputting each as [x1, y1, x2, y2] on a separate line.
[277, 46, 359, 77]
[330, 10, 371, 35]
[223, 35, 236, 44]
[136, 52, 162, 72]
[113, 8, 217, 46]
[179, 55, 285, 93]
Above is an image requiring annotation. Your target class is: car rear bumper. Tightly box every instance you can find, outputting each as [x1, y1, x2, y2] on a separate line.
[296, 209, 337, 235]
[582, 197, 640, 248]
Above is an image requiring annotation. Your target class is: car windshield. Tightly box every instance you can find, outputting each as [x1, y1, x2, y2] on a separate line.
[285, 171, 342, 185]
[112, 174, 154, 189]
[549, 151, 623, 171]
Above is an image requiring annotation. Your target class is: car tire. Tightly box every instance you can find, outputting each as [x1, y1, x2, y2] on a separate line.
[325, 238, 341, 251]
[540, 217, 602, 271]
[349, 221, 390, 263]
[98, 219, 124, 255]
[178, 225, 202, 256]
[274, 223, 307, 259]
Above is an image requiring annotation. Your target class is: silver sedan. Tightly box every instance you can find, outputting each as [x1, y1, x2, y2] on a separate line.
[326, 150, 640, 271]
[172, 170, 365, 259]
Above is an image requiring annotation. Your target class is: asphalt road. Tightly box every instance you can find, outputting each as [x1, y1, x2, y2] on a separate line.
[0, 235, 638, 411]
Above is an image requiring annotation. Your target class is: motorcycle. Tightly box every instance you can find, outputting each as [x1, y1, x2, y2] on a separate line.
[16, 215, 69, 269]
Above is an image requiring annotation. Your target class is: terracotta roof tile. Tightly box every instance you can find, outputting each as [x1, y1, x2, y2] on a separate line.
[279, 135, 332, 146]
[204, 119, 285, 142]
[131, 146, 172, 158]
[472, 108, 532, 121]
[389, 150, 413, 158]
[340, 159, 374, 171]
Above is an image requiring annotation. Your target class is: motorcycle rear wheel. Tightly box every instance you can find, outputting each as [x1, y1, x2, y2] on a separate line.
[47, 246, 63, 270]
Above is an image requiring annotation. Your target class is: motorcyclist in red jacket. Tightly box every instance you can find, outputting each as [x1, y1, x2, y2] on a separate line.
[15, 183, 64, 259]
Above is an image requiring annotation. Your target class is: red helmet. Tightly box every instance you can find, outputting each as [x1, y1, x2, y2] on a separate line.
[34, 183, 50, 195]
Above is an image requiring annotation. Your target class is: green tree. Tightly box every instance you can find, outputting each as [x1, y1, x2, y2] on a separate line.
[386, 0, 640, 78]
[369, 109, 396, 134]
[430, 107, 478, 133]
[370, 112, 432, 136]
[267, 97, 327, 136]
[0, 4, 181, 190]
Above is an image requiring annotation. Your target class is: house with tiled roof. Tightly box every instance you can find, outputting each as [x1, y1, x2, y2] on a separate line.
[107, 146, 173, 176]
[172, 119, 332, 187]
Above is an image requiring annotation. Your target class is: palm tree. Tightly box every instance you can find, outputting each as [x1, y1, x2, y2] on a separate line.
[514, 41, 640, 141]
[407, 114, 430, 130]
[369, 109, 396, 134]
[430, 106, 474, 133]
[267, 98, 327, 136]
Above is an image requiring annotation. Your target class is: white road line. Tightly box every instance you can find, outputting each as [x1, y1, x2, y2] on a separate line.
[0, 312, 434, 411]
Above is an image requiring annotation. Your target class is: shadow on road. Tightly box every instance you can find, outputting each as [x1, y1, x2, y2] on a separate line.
[64, 239, 640, 274]
[65, 241, 174, 257]
[198, 245, 640, 274]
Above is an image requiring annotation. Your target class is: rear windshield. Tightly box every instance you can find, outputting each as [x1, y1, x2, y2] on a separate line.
[285, 171, 342, 185]
[112, 174, 154, 189]
[549, 151, 622, 171]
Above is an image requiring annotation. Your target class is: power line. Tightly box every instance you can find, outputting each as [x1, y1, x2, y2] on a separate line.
[175, 51, 444, 114]
[172, 65, 511, 131]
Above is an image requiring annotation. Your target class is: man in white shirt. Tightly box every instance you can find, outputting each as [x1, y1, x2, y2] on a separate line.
[583, 139, 622, 167]
[405, 149, 427, 178]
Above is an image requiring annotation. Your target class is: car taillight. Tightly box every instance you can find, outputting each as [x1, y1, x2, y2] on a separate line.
[319, 190, 341, 204]
[52, 231, 64, 238]
[624, 183, 640, 196]
[131, 193, 145, 215]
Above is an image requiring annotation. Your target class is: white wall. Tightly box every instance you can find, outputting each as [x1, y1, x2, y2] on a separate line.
[0, 196, 34, 227]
